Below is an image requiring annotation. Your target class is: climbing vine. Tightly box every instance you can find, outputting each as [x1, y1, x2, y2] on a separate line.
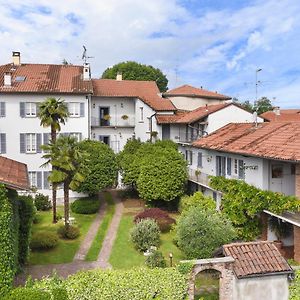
[210, 176, 300, 240]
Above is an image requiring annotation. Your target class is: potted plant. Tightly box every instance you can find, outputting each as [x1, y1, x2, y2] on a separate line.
[103, 114, 111, 121]
[150, 131, 158, 138]
[121, 114, 129, 120]
[268, 216, 292, 248]
[195, 169, 201, 180]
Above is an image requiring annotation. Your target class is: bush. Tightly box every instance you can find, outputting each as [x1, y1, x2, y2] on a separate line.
[35, 193, 52, 211]
[64, 268, 187, 300]
[290, 270, 300, 300]
[134, 208, 176, 233]
[71, 197, 100, 214]
[57, 225, 80, 240]
[179, 192, 215, 213]
[6, 287, 51, 300]
[130, 219, 160, 252]
[33, 214, 42, 224]
[17, 195, 35, 266]
[176, 207, 236, 259]
[145, 250, 166, 268]
[30, 232, 58, 251]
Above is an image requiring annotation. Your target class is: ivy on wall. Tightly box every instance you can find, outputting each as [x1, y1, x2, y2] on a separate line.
[209, 176, 300, 240]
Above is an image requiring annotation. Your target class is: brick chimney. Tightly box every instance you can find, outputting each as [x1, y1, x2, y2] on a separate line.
[12, 51, 21, 66]
[83, 63, 91, 81]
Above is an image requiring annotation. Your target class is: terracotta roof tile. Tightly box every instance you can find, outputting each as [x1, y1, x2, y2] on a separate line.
[193, 121, 300, 162]
[164, 84, 231, 100]
[0, 63, 93, 94]
[92, 79, 175, 111]
[261, 109, 300, 122]
[0, 156, 29, 190]
[156, 103, 231, 124]
[223, 241, 292, 278]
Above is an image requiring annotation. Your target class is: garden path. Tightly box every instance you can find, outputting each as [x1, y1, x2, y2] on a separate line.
[14, 190, 123, 285]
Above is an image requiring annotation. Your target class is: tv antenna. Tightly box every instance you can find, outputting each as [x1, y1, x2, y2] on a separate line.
[81, 45, 94, 63]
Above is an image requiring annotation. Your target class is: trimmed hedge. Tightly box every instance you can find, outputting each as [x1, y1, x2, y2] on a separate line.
[71, 197, 100, 214]
[57, 225, 80, 240]
[30, 232, 58, 251]
[64, 268, 187, 300]
[6, 287, 51, 300]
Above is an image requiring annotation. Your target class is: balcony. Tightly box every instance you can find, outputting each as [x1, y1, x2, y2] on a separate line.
[91, 116, 135, 128]
[175, 126, 207, 144]
[188, 167, 211, 187]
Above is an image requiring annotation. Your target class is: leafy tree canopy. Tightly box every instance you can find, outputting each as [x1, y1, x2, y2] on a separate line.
[101, 61, 168, 92]
[76, 140, 117, 195]
[234, 97, 273, 115]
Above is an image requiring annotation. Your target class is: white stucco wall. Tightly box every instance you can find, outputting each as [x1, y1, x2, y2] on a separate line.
[168, 96, 225, 111]
[233, 275, 289, 300]
[0, 93, 89, 198]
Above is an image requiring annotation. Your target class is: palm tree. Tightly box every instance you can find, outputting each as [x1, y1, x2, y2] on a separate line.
[42, 136, 87, 227]
[38, 97, 68, 223]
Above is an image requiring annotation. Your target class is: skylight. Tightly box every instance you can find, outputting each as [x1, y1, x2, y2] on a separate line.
[15, 76, 26, 82]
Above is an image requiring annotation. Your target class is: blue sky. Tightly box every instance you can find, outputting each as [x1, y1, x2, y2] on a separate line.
[0, 0, 299, 107]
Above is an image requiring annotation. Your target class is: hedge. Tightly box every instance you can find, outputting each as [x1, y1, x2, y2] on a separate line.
[71, 197, 100, 214]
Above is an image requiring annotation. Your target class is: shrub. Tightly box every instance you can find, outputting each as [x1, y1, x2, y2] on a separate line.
[6, 287, 51, 300]
[290, 270, 300, 300]
[17, 195, 35, 266]
[134, 208, 176, 233]
[64, 268, 187, 300]
[30, 232, 58, 251]
[145, 250, 166, 268]
[179, 192, 215, 213]
[176, 207, 236, 259]
[35, 193, 52, 211]
[130, 219, 160, 252]
[57, 225, 80, 240]
[71, 197, 100, 214]
[33, 214, 42, 224]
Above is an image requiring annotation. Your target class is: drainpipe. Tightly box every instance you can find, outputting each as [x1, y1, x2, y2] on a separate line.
[148, 113, 157, 143]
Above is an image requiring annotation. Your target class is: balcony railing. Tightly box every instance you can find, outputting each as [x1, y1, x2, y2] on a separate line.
[188, 167, 211, 187]
[91, 116, 135, 127]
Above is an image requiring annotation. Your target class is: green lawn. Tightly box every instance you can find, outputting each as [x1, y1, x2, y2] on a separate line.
[29, 206, 97, 265]
[109, 206, 184, 269]
[85, 192, 115, 261]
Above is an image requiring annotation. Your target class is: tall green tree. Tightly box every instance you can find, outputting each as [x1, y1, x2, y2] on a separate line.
[253, 97, 273, 114]
[38, 97, 68, 223]
[101, 61, 168, 92]
[42, 136, 87, 227]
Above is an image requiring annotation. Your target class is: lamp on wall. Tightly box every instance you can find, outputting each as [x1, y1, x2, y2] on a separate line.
[92, 103, 95, 109]
[206, 156, 212, 162]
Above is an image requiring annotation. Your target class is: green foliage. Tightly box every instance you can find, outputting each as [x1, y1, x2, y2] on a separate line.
[177, 261, 194, 275]
[64, 268, 187, 300]
[236, 97, 273, 114]
[101, 61, 168, 92]
[289, 270, 300, 300]
[71, 197, 100, 214]
[17, 195, 35, 266]
[57, 225, 80, 240]
[0, 185, 17, 295]
[30, 232, 58, 251]
[145, 250, 166, 268]
[130, 219, 160, 252]
[76, 140, 117, 195]
[209, 176, 300, 240]
[6, 287, 51, 300]
[176, 207, 236, 259]
[137, 147, 187, 202]
[179, 192, 215, 213]
[34, 193, 52, 211]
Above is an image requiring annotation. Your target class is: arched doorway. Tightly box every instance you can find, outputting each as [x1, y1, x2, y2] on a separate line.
[194, 269, 220, 299]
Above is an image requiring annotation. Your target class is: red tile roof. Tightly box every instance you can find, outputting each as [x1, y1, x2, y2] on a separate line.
[223, 241, 292, 278]
[0, 63, 93, 94]
[261, 109, 300, 122]
[164, 84, 231, 100]
[156, 103, 231, 124]
[92, 79, 175, 111]
[0, 156, 29, 190]
[193, 121, 300, 162]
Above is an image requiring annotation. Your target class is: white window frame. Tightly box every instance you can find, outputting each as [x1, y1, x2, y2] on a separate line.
[69, 102, 80, 117]
[26, 133, 37, 153]
[28, 171, 37, 187]
[25, 102, 37, 117]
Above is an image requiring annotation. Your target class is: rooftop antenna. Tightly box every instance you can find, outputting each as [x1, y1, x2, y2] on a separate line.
[81, 45, 94, 63]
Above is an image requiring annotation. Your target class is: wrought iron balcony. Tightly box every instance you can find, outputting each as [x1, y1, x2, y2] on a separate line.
[91, 116, 135, 127]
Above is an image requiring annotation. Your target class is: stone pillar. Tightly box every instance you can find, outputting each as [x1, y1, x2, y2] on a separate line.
[294, 225, 300, 262]
[219, 265, 235, 300]
[260, 212, 268, 240]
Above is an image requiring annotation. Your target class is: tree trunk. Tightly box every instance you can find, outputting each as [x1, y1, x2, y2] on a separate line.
[64, 181, 70, 228]
[51, 127, 57, 223]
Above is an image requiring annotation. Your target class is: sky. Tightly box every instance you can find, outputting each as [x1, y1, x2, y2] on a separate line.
[0, 0, 300, 108]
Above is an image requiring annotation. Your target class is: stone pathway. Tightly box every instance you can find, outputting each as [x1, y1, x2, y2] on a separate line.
[14, 190, 123, 286]
[96, 190, 124, 268]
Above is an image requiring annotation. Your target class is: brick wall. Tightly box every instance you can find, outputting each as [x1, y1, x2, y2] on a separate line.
[260, 212, 268, 240]
[294, 225, 300, 262]
[296, 164, 300, 199]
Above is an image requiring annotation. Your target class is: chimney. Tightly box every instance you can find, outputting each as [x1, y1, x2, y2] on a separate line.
[4, 72, 12, 86]
[205, 104, 208, 111]
[273, 106, 280, 116]
[12, 51, 21, 66]
[83, 63, 91, 81]
[116, 72, 122, 81]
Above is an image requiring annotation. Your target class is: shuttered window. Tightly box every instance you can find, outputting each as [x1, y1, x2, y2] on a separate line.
[0, 133, 6, 153]
[197, 152, 203, 168]
[28, 171, 42, 189]
[238, 160, 245, 179]
[20, 133, 42, 153]
[0, 102, 6, 117]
